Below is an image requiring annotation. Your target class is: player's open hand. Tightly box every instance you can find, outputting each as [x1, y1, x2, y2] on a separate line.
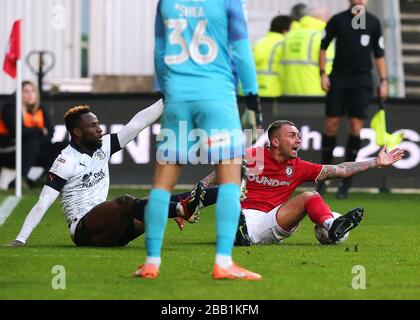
[377, 147, 404, 167]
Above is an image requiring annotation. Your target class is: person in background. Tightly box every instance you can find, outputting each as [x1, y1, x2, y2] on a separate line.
[318, 0, 388, 199]
[281, 5, 334, 96]
[0, 81, 67, 189]
[290, 3, 308, 30]
[253, 15, 293, 97]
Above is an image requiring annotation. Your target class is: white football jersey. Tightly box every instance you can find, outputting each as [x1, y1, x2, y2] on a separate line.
[49, 134, 112, 234]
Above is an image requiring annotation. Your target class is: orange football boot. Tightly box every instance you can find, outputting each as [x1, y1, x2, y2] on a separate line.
[133, 264, 159, 279]
[212, 262, 262, 280]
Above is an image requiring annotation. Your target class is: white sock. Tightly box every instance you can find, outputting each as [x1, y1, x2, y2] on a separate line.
[215, 254, 233, 269]
[146, 257, 161, 268]
[323, 218, 335, 231]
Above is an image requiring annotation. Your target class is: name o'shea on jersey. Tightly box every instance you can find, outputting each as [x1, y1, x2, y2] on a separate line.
[174, 3, 205, 18]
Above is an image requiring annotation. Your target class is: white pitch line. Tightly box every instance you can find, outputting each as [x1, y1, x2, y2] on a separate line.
[8, 254, 127, 258]
[0, 196, 20, 226]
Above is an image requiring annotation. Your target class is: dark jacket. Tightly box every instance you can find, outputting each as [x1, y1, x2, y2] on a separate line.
[0, 102, 54, 148]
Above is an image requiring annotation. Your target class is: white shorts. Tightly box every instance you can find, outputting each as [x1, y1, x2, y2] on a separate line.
[243, 205, 299, 245]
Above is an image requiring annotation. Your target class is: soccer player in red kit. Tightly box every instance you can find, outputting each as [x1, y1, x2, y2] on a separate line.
[198, 120, 404, 245]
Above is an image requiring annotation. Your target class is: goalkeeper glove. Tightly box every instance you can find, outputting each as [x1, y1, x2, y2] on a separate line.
[240, 159, 248, 201]
[245, 94, 262, 127]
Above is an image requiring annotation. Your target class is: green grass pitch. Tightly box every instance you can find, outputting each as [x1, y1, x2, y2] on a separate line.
[0, 189, 419, 300]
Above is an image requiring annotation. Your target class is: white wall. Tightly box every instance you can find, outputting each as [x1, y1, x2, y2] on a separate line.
[0, 0, 82, 94]
[368, 0, 405, 97]
[88, 0, 158, 77]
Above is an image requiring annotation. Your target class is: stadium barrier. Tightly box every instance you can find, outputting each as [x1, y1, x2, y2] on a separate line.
[1, 93, 419, 189]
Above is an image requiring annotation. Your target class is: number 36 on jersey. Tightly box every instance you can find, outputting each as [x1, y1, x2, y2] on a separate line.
[164, 19, 218, 65]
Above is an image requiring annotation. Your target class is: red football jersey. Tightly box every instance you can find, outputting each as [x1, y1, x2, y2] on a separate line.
[242, 147, 323, 212]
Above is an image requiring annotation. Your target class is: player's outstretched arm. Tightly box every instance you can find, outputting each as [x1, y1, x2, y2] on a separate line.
[318, 147, 404, 181]
[117, 99, 164, 148]
[13, 186, 59, 246]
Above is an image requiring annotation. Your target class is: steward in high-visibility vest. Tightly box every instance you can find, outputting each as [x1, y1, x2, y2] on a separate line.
[290, 20, 301, 31]
[281, 15, 335, 96]
[253, 15, 292, 97]
[289, 3, 308, 31]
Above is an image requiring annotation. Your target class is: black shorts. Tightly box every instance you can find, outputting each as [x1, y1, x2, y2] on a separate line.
[73, 214, 135, 247]
[73, 196, 137, 247]
[326, 73, 373, 119]
[73, 217, 92, 246]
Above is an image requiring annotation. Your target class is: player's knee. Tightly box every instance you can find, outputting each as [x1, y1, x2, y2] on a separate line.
[303, 191, 319, 199]
[115, 194, 136, 207]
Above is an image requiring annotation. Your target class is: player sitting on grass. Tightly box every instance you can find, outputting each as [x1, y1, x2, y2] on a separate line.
[190, 120, 404, 246]
[12, 101, 206, 247]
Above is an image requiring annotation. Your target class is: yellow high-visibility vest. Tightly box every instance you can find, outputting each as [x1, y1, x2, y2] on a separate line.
[290, 20, 302, 31]
[281, 16, 335, 96]
[253, 32, 286, 97]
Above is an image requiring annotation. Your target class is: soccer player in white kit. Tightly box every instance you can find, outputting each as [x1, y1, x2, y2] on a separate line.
[12, 100, 205, 247]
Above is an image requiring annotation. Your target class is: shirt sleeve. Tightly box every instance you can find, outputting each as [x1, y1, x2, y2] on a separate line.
[116, 99, 164, 149]
[298, 159, 323, 182]
[49, 154, 76, 182]
[320, 15, 337, 50]
[45, 172, 67, 192]
[97, 134, 112, 159]
[110, 134, 121, 155]
[15, 185, 60, 244]
[372, 18, 385, 58]
[154, 1, 166, 92]
[226, 0, 258, 95]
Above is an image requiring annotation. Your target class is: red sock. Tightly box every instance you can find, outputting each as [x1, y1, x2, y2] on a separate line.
[305, 195, 334, 225]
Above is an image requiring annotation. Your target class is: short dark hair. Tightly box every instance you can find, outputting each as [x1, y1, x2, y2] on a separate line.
[267, 120, 296, 141]
[290, 3, 308, 21]
[64, 105, 91, 134]
[270, 15, 293, 34]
